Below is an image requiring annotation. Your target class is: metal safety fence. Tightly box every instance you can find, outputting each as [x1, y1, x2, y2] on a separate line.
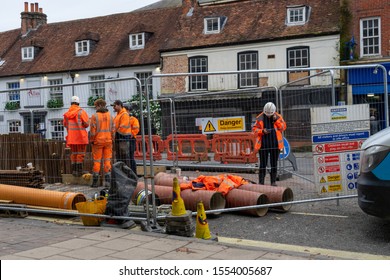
[0, 65, 388, 232]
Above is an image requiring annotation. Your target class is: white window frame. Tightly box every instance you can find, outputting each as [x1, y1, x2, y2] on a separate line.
[75, 40, 90, 56]
[7, 82, 20, 104]
[189, 56, 208, 91]
[49, 119, 64, 140]
[238, 51, 259, 88]
[360, 17, 381, 57]
[286, 6, 307, 25]
[21, 46, 34, 60]
[135, 72, 153, 96]
[49, 79, 63, 101]
[129, 33, 145, 49]
[204, 17, 223, 34]
[8, 120, 21, 133]
[89, 75, 105, 98]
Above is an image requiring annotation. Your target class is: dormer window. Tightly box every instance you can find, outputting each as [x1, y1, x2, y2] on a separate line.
[21, 46, 34, 61]
[286, 5, 311, 25]
[75, 40, 90, 56]
[204, 17, 227, 34]
[129, 33, 145, 50]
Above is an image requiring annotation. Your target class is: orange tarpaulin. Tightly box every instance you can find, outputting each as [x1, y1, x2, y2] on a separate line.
[180, 174, 248, 196]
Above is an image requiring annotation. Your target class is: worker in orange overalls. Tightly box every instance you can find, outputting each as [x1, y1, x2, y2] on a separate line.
[89, 98, 114, 188]
[112, 100, 134, 174]
[124, 103, 140, 175]
[252, 102, 286, 186]
[63, 96, 89, 177]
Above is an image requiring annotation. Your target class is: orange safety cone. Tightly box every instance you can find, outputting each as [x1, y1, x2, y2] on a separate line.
[195, 201, 214, 240]
[171, 177, 187, 216]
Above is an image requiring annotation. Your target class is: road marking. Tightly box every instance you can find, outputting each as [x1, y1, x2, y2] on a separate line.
[290, 212, 348, 218]
[218, 237, 390, 260]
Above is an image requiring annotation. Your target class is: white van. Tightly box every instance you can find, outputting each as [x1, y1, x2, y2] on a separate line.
[357, 126, 390, 219]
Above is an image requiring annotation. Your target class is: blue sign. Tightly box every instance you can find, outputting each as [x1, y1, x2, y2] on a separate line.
[312, 131, 369, 143]
[348, 183, 355, 190]
[280, 137, 290, 159]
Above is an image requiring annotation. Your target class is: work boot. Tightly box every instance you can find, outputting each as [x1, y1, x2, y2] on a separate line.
[258, 171, 265, 185]
[104, 172, 111, 188]
[71, 163, 78, 177]
[91, 173, 99, 188]
[270, 173, 277, 186]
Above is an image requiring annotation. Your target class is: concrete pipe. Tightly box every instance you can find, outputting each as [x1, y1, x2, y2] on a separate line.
[154, 172, 194, 186]
[0, 183, 86, 210]
[132, 182, 169, 205]
[180, 189, 226, 213]
[225, 188, 269, 217]
[239, 183, 294, 212]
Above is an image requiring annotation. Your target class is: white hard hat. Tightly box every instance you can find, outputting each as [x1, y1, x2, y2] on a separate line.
[71, 96, 80, 104]
[263, 102, 276, 117]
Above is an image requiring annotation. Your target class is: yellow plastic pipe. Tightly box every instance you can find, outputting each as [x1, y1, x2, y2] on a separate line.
[0, 184, 86, 210]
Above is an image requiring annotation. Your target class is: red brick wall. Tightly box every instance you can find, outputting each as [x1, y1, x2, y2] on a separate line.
[161, 55, 188, 94]
[349, 0, 390, 58]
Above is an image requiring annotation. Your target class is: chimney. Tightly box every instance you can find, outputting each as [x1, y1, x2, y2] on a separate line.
[21, 2, 47, 36]
[182, 0, 197, 16]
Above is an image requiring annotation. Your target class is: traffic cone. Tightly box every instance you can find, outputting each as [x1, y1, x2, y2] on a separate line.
[195, 201, 213, 240]
[171, 177, 187, 216]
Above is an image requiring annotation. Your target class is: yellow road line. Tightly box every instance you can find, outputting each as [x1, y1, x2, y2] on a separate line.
[290, 211, 349, 218]
[218, 236, 390, 260]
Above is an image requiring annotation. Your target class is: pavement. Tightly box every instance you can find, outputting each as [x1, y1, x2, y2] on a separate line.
[1, 215, 387, 260]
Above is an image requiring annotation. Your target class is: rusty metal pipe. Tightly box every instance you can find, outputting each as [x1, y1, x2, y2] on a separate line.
[225, 188, 269, 217]
[0, 184, 86, 210]
[154, 172, 194, 186]
[132, 182, 226, 214]
[132, 182, 170, 205]
[181, 189, 226, 213]
[239, 183, 294, 212]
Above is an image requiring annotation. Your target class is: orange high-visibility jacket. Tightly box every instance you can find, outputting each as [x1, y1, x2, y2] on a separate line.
[113, 108, 132, 137]
[63, 104, 89, 144]
[252, 112, 286, 150]
[90, 110, 114, 145]
[129, 115, 140, 137]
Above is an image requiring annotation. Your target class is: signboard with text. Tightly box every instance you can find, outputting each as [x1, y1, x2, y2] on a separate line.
[311, 104, 369, 194]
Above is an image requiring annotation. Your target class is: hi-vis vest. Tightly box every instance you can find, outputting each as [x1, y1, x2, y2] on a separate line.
[114, 108, 132, 137]
[252, 112, 286, 150]
[63, 105, 89, 145]
[90, 111, 114, 145]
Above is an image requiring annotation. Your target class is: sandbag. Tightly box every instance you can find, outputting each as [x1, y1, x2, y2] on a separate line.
[104, 161, 137, 218]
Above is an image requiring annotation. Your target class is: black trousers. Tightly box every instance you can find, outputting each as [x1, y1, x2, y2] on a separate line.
[258, 147, 279, 184]
[129, 138, 137, 175]
[115, 139, 130, 170]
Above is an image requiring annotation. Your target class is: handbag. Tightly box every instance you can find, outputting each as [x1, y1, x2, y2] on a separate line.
[76, 197, 107, 226]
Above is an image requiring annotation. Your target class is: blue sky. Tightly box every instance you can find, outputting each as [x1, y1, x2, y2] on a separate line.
[0, 0, 161, 32]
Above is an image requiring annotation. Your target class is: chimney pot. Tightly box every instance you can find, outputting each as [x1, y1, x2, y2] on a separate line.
[35, 3, 39, 12]
[24, 2, 28, 12]
[30, 3, 34, 12]
[39, 8, 42, 13]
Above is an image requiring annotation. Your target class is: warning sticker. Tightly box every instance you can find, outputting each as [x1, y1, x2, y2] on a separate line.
[204, 120, 216, 133]
[327, 174, 341, 182]
[328, 184, 342, 192]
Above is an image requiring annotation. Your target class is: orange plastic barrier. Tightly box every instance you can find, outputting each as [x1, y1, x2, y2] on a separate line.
[165, 134, 210, 161]
[135, 135, 164, 160]
[211, 132, 258, 163]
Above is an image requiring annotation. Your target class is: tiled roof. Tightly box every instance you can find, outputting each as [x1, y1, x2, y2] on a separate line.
[163, 0, 340, 51]
[0, 0, 340, 77]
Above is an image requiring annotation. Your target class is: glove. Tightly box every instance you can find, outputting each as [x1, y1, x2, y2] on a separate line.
[82, 173, 92, 180]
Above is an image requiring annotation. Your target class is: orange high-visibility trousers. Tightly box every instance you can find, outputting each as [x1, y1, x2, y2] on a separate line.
[69, 144, 87, 164]
[92, 142, 112, 174]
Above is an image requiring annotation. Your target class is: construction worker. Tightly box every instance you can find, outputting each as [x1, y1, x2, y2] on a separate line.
[252, 102, 286, 186]
[89, 99, 114, 188]
[112, 100, 133, 173]
[63, 96, 89, 177]
[124, 103, 140, 175]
